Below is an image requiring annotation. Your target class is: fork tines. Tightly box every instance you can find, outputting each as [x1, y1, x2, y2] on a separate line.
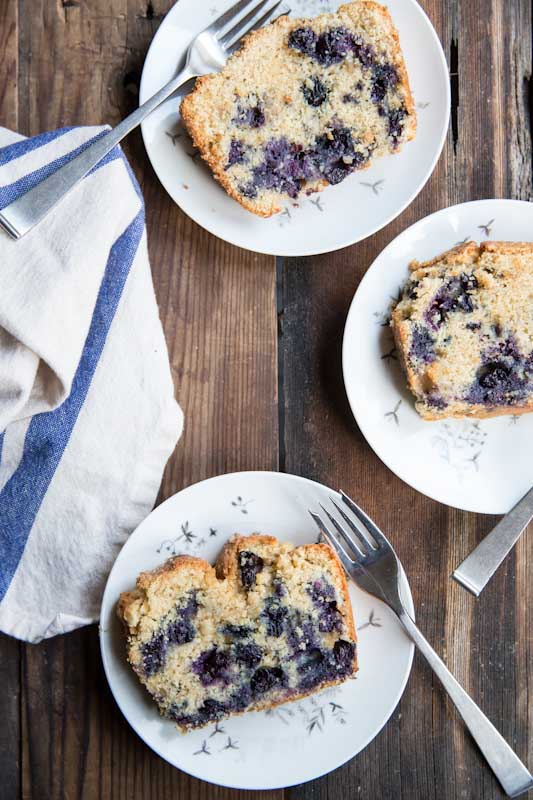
[213, 0, 290, 51]
[309, 490, 390, 569]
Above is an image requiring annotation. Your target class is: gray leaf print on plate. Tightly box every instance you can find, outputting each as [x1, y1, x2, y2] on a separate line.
[231, 496, 253, 514]
[432, 421, 488, 476]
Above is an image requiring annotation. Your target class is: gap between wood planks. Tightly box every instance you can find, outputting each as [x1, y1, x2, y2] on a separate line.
[276, 256, 286, 473]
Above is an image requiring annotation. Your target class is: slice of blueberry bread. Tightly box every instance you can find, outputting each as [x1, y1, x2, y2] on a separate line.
[117, 534, 357, 731]
[390, 241, 533, 420]
[180, 1, 416, 216]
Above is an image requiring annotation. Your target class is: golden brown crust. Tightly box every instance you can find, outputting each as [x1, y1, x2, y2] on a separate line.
[408, 240, 481, 272]
[481, 240, 533, 255]
[132, 555, 213, 595]
[407, 241, 533, 275]
[180, 0, 415, 217]
[418, 401, 533, 421]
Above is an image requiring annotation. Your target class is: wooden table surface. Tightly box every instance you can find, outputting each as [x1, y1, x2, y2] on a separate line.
[1, 1, 532, 798]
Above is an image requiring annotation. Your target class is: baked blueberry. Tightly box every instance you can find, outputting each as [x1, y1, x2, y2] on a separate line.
[287, 614, 318, 654]
[315, 28, 354, 66]
[409, 325, 436, 364]
[166, 618, 195, 646]
[227, 686, 252, 711]
[141, 594, 198, 676]
[239, 182, 258, 199]
[332, 639, 356, 673]
[387, 106, 406, 145]
[239, 550, 264, 588]
[262, 597, 288, 637]
[309, 579, 335, 603]
[425, 273, 477, 330]
[302, 76, 329, 107]
[193, 647, 231, 686]
[370, 63, 398, 103]
[227, 139, 246, 167]
[196, 697, 226, 725]
[233, 642, 263, 668]
[221, 623, 253, 639]
[234, 103, 265, 128]
[142, 632, 167, 677]
[251, 666, 286, 696]
[425, 392, 447, 409]
[352, 37, 375, 68]
[288, 27, 318, 58]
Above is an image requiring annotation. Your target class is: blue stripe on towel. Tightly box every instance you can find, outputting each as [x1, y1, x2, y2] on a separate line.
[0, 130, 114, 208]
[0, 130, 145, 601]
[0, 207, 144, 601]
[0, 432, 4, 463]
[0, 127, 74, 166]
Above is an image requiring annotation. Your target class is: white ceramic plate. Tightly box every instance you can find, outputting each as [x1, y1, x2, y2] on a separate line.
[100, 471, 414, 790]
[343, 199, 533, 515]
[139, 0, 450, 256]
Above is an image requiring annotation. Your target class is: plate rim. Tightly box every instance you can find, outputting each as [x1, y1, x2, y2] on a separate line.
[342, 198, 533, 515]
[138, 0, 451, 257]
[99, 469, 415, 790]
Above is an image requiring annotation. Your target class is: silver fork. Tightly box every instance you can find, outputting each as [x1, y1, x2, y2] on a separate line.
[0, 0, 289, 240]
[310, 491, 533, 799]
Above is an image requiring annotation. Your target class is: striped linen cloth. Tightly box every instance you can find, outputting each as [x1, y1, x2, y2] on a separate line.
[0, 126, 183, 642]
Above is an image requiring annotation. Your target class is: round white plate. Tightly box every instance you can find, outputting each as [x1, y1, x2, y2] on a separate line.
[343, 199, 533, 515]
[139, 0, 450, 256]
[100, 471, 414, 790]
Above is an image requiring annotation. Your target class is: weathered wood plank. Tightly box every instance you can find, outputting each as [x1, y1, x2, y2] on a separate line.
[0, 632, 20, 800]
[282, 1, 532, 799]
[0, 0, 18, 133]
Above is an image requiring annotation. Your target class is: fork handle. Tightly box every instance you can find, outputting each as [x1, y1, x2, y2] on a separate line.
[453, 486, 533, 596]
[0, 64, 194, 240]
[398, 610, 533, 797]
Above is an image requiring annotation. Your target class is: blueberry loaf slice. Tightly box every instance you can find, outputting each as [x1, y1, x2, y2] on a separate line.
[391, 241, 533, 420]
[180, 1, 416, 216]
[117, 534, 357, 730]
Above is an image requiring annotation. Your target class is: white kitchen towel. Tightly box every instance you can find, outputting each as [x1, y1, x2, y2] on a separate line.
[0, 126, 183, 643]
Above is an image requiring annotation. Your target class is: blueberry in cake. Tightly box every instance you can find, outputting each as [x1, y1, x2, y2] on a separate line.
[180, 1, 416, 216]
[117, 534, 357, 730]
[391, 241, 533, 420]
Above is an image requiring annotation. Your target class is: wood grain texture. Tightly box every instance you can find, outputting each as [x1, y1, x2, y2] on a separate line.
[0, 0, 17, 132]
[0, 0, 531, 798]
